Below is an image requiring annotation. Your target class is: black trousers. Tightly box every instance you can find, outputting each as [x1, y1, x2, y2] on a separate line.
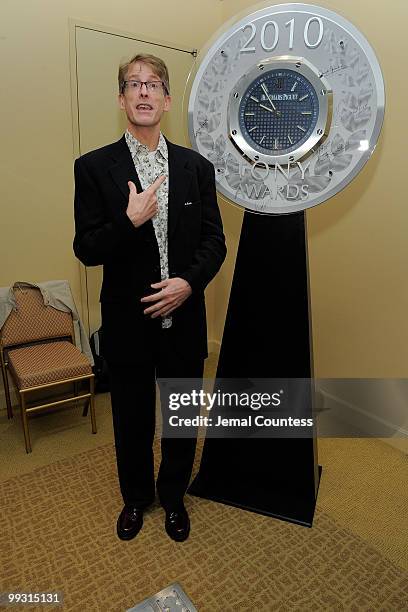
[107, 327, 204, 511]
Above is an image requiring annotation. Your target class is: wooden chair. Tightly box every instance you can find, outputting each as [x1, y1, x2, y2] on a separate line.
[0, 284, 96, 453]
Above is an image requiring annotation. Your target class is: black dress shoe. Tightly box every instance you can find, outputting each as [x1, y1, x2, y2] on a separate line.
[117, 505, 144, 541]
[164, 506, 190, 542]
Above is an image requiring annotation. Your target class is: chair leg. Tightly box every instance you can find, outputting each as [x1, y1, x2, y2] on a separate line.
[89, 377, 97, 434]
[1, 364, 13, 419]
[73, 380, 78, 408]
[81, 379, 89, 417]
[19, 392, 32, 453]
[82, 399, 89, 417]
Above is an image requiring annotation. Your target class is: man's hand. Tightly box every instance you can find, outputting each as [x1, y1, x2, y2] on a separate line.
[126, 175, 166, 228]
[141, 277, 192, 318]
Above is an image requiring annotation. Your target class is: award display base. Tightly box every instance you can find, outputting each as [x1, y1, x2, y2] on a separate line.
[188, 211, 321, 527]
[189, 453, 322, 527]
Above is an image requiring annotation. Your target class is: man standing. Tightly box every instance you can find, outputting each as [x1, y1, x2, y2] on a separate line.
[73, 54, 226, 542]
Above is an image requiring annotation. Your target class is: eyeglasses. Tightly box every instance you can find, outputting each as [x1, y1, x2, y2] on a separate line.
[122, 80, 167, 94]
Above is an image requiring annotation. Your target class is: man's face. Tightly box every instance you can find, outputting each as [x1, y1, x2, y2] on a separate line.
[119, 61, 171, 129]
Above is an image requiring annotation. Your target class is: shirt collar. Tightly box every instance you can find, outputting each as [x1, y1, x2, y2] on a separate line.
[125, 130, 168, 161]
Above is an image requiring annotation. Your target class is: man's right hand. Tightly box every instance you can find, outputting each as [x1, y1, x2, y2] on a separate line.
[126, 175, 166, 228]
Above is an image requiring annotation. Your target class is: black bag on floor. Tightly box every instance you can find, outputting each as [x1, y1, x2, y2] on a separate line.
[90, 327, 110, 393]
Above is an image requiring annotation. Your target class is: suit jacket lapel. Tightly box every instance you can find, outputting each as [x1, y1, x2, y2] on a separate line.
[167, 139, 193, 239]
[108, 135, 156, 242]
[108, 135, 143, 203]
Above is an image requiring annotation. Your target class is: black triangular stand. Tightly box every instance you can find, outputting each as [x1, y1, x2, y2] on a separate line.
[188, 210, 321, 527]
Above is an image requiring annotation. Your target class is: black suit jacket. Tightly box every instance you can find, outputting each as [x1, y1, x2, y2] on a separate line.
[73, 135, 226, 364]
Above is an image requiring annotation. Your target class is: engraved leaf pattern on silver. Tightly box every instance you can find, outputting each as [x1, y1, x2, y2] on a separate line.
[282, 28, 374, 202]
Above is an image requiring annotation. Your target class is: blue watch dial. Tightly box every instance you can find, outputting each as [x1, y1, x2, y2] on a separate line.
[239, 69, 319, 155]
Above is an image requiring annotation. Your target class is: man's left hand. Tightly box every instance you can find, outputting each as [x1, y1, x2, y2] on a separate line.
[141, 277, 192, 318]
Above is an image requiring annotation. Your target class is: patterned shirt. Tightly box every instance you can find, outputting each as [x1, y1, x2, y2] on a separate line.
[125, 130, 171, 329]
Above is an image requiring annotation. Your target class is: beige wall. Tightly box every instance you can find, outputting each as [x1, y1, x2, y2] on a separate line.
[1, 0, 407, 384]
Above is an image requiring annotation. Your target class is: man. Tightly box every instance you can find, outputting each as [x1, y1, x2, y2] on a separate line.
[73, 54, 226, 542]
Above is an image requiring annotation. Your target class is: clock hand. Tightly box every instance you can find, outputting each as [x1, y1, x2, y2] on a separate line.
[259, 103, 275, 113]
[258, 84, 282, 117]
[259, 103, 282, 117]
[260, 83, 277, 112]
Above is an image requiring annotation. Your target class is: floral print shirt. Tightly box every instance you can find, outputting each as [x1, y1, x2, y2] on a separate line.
[125, 130, 171, 328]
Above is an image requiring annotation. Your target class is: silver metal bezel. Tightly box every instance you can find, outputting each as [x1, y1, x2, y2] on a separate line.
[228, 56, 332, 166]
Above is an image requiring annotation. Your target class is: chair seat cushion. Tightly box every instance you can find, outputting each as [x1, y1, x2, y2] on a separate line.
[8, 341, 92, 389]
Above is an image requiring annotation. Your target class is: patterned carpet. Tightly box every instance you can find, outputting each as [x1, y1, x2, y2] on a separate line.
[1, 441, 407, 612]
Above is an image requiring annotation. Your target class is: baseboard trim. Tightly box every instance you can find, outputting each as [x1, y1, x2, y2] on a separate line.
[319, 387, 408, 439]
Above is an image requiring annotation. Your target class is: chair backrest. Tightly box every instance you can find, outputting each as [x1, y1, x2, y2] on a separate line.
[0, 285, 74, 349]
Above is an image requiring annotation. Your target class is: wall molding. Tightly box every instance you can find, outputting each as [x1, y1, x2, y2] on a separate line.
[319, 387, 408, 440]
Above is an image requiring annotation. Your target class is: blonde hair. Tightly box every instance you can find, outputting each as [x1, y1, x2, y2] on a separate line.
[118, 53, 170, 94]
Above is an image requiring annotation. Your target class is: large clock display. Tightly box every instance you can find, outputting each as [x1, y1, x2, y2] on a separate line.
[239, 68, 319, 155]
[229, 55, 331, 166]
[187, 3, 385, 214]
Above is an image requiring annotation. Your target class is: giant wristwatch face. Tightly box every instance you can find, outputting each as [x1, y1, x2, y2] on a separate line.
[187, 3, 385, 214]
[229, 56, 330, 166]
